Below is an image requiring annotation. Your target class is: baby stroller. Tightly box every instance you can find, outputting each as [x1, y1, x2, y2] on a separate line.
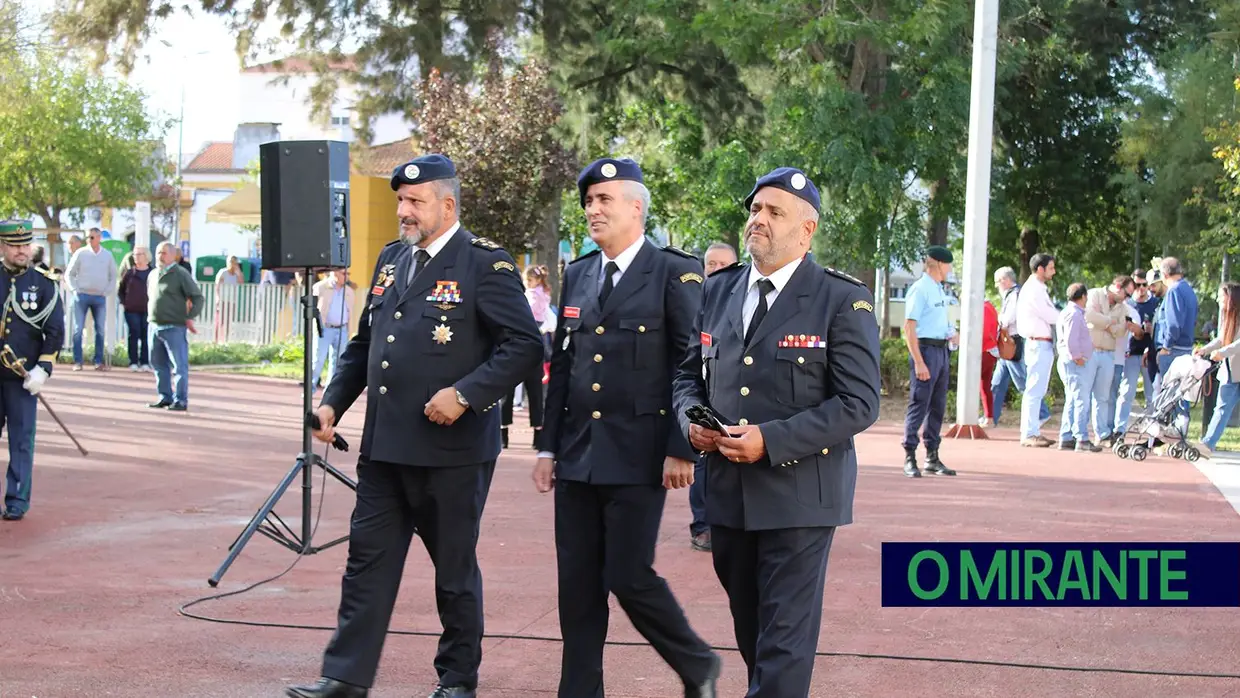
[1113, 354, 1219, 463]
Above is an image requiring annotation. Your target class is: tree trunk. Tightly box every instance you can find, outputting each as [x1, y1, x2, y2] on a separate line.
[539, 203, 563, 299]
[927, 177, 949, 247]
[1018, 225, 1039, 284]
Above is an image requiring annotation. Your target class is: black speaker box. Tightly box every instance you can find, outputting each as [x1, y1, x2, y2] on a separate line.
[259, 140, 352, 270]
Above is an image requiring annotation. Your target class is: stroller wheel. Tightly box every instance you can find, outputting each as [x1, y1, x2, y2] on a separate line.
[1131, 445, 1148, 462]
[1168, 442, 1186, 459]
[1116, 444, 1130, 459]
[1186, 447, 1201, 463]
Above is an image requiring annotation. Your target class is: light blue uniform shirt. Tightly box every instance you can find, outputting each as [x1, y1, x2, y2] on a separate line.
[904, 274, 953, 340]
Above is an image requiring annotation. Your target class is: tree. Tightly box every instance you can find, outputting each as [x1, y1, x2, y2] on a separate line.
[0, 46, 167, 241]
[417, 48, 578, 255]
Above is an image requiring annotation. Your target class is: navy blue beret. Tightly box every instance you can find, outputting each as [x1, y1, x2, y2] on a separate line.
[576, 157, 644, 207]
[743, 167, 821, 213]
[390, 154, 457, 191]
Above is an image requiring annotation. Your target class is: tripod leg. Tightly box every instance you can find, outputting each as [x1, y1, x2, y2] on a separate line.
[209, 457, 306, 587]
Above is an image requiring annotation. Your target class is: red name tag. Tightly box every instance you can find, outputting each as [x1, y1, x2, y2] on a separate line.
[701, 332, 712, 347]
[372, 285, 385, 296]
[563, 306, 581, 319]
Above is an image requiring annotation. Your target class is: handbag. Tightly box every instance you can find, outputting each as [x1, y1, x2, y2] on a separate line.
[998, 328, 1017, 361]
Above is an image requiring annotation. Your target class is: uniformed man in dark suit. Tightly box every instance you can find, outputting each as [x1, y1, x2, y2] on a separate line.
[531, 157, 721, 698]
[0, 220, 65, 522]
[671, 168, 881, 698]
[285, 155, 544, 698]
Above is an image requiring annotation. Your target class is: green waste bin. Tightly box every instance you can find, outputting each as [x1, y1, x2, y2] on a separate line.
[196, 256, 253, 284]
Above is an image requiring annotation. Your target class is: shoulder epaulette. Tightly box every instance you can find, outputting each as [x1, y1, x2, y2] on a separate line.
[36, 265, 60, 282]
[471, 237, 502, 251]
[712, 261, 746, 276]
[569, 248, 601, 265]
[825, 266, 865, 286]
[662, 244, 696, 260]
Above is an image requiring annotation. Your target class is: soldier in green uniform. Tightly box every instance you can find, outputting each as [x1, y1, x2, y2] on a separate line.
[0, 220, 65, 521]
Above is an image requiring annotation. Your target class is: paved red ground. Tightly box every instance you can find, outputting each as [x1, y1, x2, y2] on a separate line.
[2, 369, 1240, 697]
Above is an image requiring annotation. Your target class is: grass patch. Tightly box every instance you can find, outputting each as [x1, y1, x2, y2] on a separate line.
[210, 363, 304, 380]
[55, 338, 305, 367]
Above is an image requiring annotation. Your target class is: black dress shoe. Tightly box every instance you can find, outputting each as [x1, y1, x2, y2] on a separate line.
[428, 686, 476, 698]
[686, 653, 721, 698]
[284, 677, 368, 698]
[2, 508, 24, 521]
[147, 400, 172, 409]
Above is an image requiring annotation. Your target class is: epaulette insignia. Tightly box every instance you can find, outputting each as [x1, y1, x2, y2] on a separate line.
[36, 266, 60, 282]
[471, 237, 501, 251]
[714, 261, 745, 275]
[493, 260, 516, 273]
[663, 244, 696, 260]
[679, 272, 704, 284]
[825, 266, 865, 286]
[853, 299, 874, 313]
[569, 248, 601, 265]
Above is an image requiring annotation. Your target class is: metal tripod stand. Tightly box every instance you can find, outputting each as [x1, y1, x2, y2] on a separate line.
[208, 268, 358, 587]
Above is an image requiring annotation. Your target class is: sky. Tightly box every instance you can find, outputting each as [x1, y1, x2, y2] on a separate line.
[29, 0, 258, 164]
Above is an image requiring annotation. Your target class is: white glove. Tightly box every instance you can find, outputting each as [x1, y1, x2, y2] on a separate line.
[23, 365, 48, 395]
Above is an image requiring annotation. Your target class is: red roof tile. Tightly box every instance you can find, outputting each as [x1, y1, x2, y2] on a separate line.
[184, 142, 238, 172]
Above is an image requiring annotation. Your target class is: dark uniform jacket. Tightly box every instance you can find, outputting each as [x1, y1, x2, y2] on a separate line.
[323, 228, 544, 467]
[539, 239, 703, 485]
[672, 256, 881, 530]
[0, 264, 65, 381]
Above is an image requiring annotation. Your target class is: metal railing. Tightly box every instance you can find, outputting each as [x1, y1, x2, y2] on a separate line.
[59, 282, 361, 353]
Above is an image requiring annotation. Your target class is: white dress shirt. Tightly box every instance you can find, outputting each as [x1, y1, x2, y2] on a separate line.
[743, 256, 803, 335]
[598, 235, 646, 293]
[408, 221, 460, 280]
[1015, 276, 1060, 340]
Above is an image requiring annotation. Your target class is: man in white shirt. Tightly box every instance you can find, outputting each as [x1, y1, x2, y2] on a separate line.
[990, 267, 1051, 426]
[1014, 253, 1061, 447]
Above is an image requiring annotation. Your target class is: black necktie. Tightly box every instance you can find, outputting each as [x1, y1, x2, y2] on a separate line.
[599, 261, 619, 306]
[409, 248, 430, 284]
[745, 278, 775, 346]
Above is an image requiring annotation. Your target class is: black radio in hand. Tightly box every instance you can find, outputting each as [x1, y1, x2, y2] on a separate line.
[685, 404, 735, 437]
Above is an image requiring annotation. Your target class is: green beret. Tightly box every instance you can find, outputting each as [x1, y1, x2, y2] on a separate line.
[0, 220, 34, 245]
[927, 245, 953, 263]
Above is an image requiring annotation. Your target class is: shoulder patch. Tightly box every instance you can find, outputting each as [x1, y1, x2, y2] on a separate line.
[825, 266, 865, 286]
[471, 237, 501, 251]
[852, 299, 874, 313]
[493, 260, 516, 273]
[679, 272, 704, 284]
[662, 244, 696, 260]
[569, 248, 601, 265]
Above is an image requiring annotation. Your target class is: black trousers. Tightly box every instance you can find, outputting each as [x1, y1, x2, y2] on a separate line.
[712, 525, 837, 698]
[501, 364, 546, 429]
[321, 458, 497, 689]
[555, 480, 715, 698]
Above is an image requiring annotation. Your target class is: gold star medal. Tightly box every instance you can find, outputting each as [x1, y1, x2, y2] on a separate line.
[432, 324, 454, 345]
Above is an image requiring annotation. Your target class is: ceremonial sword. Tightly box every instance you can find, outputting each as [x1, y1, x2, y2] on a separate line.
[0, 345, 89, 456]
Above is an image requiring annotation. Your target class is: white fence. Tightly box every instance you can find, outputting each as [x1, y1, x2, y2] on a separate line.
[60, 282, 334, 357]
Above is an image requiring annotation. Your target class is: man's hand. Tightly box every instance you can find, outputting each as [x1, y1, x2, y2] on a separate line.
[914, 360, 930, 381]
[22, 365, 47, 395]
[717, 425, 767, 464]
[311, 404, 337, 444]
[663, 457, 694, 490]
[689, 423, 722, 452]
[425, 387, 467, 425]
[1073, 357, 1086, 366]
[186, 319, 197, 335]
[1127, 321, 1143, 337]
[1210, 350, 1224, 362]
[1159, 348, 1170, 356]
[533, 457, 555, 493]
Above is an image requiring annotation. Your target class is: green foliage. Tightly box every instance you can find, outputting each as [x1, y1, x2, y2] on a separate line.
[0, 44, 167, 231]
[418, 47, 579, 254]
[55, 338, 301, 367]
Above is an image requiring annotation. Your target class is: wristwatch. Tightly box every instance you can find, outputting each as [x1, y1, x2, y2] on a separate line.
[455, 390, 470, 408]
